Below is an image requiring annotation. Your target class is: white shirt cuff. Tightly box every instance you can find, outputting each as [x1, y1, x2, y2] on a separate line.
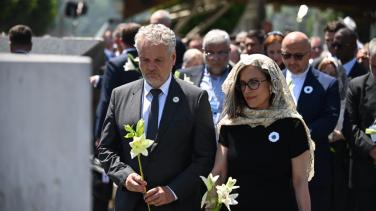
[166, 186, 178, 200]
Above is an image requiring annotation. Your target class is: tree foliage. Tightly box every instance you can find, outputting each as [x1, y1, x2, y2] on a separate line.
[0, 0, 58, 35]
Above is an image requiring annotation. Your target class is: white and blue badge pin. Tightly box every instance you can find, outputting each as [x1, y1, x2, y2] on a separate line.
[268, 131, 280, 143]
[303, 86, 313, 94]
[173, 96, 179, 103]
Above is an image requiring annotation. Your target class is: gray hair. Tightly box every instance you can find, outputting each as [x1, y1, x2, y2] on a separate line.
[203, 29, 230, 50]
[368, 37, 376, 57]
[135, 24, 176, 54]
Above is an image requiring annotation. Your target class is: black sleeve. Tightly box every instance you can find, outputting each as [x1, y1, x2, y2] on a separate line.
[219, 125, 229, 147]
[288, 119, 310, 158]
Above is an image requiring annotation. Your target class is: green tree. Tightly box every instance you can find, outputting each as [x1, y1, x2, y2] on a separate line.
[0, 0, 58, 35]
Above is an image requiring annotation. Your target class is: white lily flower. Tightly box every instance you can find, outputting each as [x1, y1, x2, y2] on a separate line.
[225, 177, 240, 191]
[200, 174, 239, 211]
[200, 173, 219, 190]
[217, 184, 239, 211]
[200, 173, 219, 208]
[129, 134, 154, 159]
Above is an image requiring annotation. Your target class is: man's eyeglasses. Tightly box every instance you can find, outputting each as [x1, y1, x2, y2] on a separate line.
[236, 79, 267, 91]
[204, 51, 229, 58]
[281, 52, 308, 60]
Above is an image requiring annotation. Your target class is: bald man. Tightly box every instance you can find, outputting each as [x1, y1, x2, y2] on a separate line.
[282, 31, 340, 211]
[149, 9, 186, 71]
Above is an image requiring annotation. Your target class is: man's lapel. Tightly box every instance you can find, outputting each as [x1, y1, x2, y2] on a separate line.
[157, 78, 181, 142]
[297, 66, 314, 112]
[128, 80, 143, 124]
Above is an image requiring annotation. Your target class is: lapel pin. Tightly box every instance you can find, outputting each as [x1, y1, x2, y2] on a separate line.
[303, 86, 313, 94]
[268, 131, 280, 143]
[173, 96, 179, 103]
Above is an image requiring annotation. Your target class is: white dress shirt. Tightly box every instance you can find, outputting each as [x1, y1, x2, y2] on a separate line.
[286, 67, 310, 105]
[142, 74, 171, 132]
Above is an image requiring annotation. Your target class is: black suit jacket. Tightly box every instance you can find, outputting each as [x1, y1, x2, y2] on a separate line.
[343, 73, 376, 190]
[285, 66, 340, 187]
[94, 48, 142, 140]
[348, 61, 368, 80]
[98, 77, 217, 211]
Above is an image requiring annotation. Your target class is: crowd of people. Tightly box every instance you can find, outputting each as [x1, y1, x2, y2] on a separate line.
[6, 8, 375, 211]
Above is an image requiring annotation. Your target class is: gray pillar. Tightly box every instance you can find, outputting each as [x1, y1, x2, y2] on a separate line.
[0, 54, 92, 211]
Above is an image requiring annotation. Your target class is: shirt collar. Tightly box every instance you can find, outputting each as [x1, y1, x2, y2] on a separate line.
[287, 66, 310, 79]
[143, 73, 172, 96]
[204, 65, 230, 78]
[342, 57, 357, 76]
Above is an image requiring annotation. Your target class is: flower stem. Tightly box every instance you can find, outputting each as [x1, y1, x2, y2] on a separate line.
[137, 155, 145, 179]
[137, 155, 151, 211]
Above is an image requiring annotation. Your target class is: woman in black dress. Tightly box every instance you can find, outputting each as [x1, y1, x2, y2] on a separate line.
[211, 54, 314, 211]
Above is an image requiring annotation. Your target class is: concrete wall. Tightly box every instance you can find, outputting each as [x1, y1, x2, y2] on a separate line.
[0, 54, 92, 211]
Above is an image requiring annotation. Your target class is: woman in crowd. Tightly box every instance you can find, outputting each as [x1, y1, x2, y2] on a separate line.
[211, 54, 314, 211]
[264, 31, 285, 70]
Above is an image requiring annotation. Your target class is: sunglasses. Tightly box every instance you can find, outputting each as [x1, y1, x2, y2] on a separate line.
[331, 42, 349, 49]
[281, 52, 308, 60]
[236, 79, 267, 91]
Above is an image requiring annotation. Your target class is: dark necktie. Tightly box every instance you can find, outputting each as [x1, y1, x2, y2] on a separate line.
[146, 89, 161, 140]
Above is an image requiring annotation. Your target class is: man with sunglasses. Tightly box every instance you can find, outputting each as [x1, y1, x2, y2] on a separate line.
[332, 27, 367, 80]
[282, 31, 341, 211]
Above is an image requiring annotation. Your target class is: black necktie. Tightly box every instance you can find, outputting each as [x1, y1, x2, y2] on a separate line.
[146, 89, 161, 140]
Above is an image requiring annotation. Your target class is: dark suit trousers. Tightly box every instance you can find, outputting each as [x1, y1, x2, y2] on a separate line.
[330, 141, 350, 211]
[351, 189, 376, 211]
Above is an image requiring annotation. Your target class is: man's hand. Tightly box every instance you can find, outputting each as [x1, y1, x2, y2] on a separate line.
[125, 173, 147, 193]
[331, 129, 345, 142]
[144, 186, 175, 206]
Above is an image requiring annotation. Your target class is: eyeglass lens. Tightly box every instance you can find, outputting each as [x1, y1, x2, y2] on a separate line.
[238, 79, 266, 91]
[281, 52, 306, 60]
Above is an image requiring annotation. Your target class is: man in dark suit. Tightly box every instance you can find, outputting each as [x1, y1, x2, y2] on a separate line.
[98, 24, 217, 211]
[331, 27, 368, 211]
[343, 38, 376, 211]
[94, 22, 142, 144]
[282, 31, 340, 211]
[332, 27, 367, 80]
